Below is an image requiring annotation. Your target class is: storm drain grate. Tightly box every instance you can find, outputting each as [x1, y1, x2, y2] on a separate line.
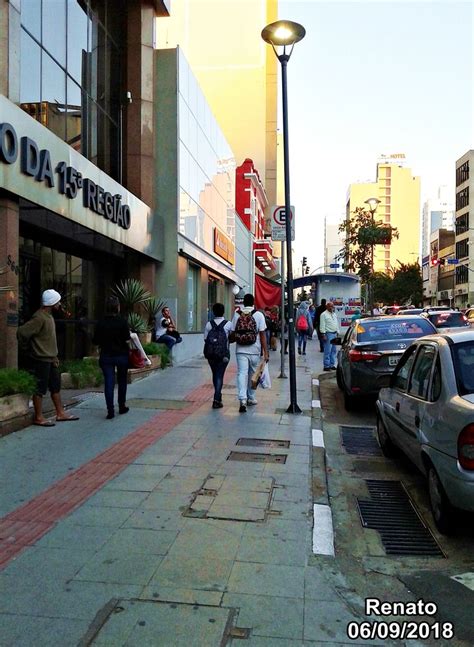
[357, 480, 444, 557]
[227, 451, 287, 463]
[341, 426, 382, 456]
[237, 438, 290, 449]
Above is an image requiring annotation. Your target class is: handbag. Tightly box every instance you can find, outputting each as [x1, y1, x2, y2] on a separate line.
[330, 336, 342, 345]
[251, 359, 266, 390]
[259, 364, 272, 389]
[128, 348, 145, 369]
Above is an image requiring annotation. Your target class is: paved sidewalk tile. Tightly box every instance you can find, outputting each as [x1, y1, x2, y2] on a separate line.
[224, 592, 304, 640]
[98, 527, 178, 556]
[74, 551, 162, 585]
[227, 562, 305, 599]
[236, 536, 308, 566]
[0, 614, 89, 647]
[149, 554, 234, 591]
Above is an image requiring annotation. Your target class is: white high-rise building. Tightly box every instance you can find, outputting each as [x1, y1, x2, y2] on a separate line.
[324, 218, 345, 271]
[422, 186, 455, 257]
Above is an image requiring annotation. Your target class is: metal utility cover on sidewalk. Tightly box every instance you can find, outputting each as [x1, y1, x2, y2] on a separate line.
[357, 480, 444, 557]
[228, 451, 287, 463]
[84, 598, 236, 646]
[236, 438, 290, 449]
[127, 398, 190, 410]
[340, 425, 382, 456]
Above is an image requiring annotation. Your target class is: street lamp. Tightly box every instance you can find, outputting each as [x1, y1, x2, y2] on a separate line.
[364, 197, 381, 314]
[262, 19, 305, 414]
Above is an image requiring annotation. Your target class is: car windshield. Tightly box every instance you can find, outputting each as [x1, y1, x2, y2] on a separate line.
[428, 312, 470, 328]
[356, 318, 434, 342]
[451, 341, 474, 395]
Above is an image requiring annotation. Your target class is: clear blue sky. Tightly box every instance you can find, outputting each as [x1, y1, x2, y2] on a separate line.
[279, 0, 473, 271]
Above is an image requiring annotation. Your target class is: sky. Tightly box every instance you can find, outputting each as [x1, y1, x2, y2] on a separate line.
[279, 0, 473, 272]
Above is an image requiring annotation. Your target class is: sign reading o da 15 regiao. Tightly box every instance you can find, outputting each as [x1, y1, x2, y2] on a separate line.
[0, 95, 156, 259]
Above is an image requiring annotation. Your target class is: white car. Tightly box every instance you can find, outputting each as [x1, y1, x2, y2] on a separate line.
[376, 330, 474, 533]
[422, 310, 470, 334]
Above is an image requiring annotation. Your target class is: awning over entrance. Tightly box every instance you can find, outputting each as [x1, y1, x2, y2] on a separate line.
[255, 274, 281, 309]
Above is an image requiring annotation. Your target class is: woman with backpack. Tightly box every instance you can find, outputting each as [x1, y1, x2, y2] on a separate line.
[295, 301, 313, 355]
[203, 303, 233, 409]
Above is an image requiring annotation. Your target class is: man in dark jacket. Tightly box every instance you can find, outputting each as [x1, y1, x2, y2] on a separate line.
[313, 299, 327, 352]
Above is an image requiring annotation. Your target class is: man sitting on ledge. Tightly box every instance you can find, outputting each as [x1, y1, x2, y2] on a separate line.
[154, 306, 182, 350]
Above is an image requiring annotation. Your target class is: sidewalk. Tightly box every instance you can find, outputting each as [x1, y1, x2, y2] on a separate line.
[0, 337, 366, 646]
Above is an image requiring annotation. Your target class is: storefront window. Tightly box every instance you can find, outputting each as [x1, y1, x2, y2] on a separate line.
[208, 275, 219, 321]
[187, 264, 199, 331]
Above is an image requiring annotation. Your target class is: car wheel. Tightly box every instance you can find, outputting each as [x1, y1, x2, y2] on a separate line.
[343, 389, 355, 411]
[428, 466, 454, 535]
[376, 413, 397, 457]
[336, 367, 343, 390]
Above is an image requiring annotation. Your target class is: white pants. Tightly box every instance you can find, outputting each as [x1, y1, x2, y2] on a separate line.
[236, 353, 261, 402]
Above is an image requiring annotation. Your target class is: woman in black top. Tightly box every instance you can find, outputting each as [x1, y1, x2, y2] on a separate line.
[93, 296, 131, 419]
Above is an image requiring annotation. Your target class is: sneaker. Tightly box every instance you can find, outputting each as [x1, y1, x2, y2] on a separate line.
[106, 411, 115, 419]
[323, 367, 331, 372]
[298, 348, 301, 355]
[302, 352, 306, 355]
[329, 366, 337, 371]
[212, 400, 223, 409]
[119, 406, 129, 414]
[239, 400, 247, 413]
[247, 399, 258, 406]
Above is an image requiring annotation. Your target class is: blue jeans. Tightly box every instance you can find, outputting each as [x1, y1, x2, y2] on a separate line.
[99, 354, 129, 413]
[236, 353, 261, 402]
[297, 332, 308, 352]
[157, 334, 182, 350]
[208, 358, 228, 402]
[323, 332, 338, 368]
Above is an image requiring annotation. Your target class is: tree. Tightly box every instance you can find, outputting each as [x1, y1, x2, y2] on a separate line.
[391, 262, 423, 306]
[338, 207, 398, 281]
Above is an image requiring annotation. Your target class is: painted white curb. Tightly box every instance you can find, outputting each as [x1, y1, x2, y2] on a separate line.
[451, 572, 474, 591]
[312, 504, 335, 556]
[312, 428, 325, 448]
[311, 399, 321, 409]
[312, 378, 320, 386]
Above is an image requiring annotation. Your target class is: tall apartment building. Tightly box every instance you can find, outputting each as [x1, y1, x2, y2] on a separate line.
[454, 150, 473, 307]
[421, 186, 455, 257]
[156, 0, 278, 225]
[324, 219, 344, 270]
[346, 154, 421, 273]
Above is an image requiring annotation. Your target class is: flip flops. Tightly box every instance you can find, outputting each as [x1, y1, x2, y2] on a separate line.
[56, 415, 80, 422]
[33, 421, 56, 427]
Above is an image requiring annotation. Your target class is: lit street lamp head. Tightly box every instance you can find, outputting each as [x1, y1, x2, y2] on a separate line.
[261, 20, 306, 57]
[364, 197, 381, 214]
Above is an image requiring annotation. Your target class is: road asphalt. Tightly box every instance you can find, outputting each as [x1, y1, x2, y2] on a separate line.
[0, 338, 472, 646]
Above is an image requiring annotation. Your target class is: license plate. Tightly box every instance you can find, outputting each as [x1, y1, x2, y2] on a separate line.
[389, 356, 400, 366]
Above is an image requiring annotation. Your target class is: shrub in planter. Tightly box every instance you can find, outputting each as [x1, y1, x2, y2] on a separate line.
[60, 358, 103, 388]
[0, 369, 37, 422]
[142, 342, 171, 368]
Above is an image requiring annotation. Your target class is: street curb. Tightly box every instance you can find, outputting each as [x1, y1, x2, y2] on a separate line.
[310, 371, 335, 556]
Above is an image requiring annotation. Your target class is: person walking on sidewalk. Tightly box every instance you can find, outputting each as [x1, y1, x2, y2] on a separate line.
[203, 302, 232, 409]
[295, 301, 313, 355]
[17, 289, 80, 427]
[320, 301, 339, 372]
[231, 293, 268, 413]
[314, 298, 327, 352]
[93, 296, 131, 419]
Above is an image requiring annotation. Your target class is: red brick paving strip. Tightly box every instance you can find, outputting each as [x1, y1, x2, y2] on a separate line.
[0, 381, 218, 570]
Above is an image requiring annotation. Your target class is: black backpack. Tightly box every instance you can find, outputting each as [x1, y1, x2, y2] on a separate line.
[204, 320, 229, 361]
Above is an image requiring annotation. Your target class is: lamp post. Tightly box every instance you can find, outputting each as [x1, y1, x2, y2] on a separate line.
[262, 19, 305, 414]
[364, 197, 381, 314]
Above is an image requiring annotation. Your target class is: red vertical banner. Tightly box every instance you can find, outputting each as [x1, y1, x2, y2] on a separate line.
[255, 274, 281, 309]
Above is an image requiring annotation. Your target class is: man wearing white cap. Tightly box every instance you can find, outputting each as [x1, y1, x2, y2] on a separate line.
[17, 289, 79, 426]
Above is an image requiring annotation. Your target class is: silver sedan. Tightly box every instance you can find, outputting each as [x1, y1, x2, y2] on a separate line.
[376, 330, 474, 534]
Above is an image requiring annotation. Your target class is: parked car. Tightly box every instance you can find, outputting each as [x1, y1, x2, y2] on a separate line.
[376, 331, 474, 533]
[336, 316, 437, 410]
[422, 305, 450, 313]
[422, 310, 470, 334]
[396, 308, 423, 316]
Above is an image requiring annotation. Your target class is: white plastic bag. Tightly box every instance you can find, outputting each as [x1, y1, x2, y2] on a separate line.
[259, 363, 272, 389]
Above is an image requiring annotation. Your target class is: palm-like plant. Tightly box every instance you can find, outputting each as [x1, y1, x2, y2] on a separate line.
[142, 296, 167, 329]
[127, 312, 149, 335]
[113, 279, 151, 314]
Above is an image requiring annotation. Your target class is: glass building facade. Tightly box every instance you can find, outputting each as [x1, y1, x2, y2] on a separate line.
[19, 0, 124, 181]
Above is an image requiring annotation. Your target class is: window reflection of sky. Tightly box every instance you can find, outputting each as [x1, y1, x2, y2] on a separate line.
[178, 51, 236, 254]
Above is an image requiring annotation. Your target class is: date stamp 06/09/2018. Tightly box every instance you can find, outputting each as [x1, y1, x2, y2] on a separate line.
[346, 598, 455, 642]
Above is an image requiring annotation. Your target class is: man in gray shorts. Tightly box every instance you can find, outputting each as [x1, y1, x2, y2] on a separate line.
[17, 289, 79, 427]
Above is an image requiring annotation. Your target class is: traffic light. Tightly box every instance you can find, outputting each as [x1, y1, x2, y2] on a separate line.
[439, 258, 446, 265]
[302, 256, 307, 266]
[431, 258, 440, 267]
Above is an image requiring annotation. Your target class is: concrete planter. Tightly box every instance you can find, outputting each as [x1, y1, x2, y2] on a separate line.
[0, 393, 30, 422]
